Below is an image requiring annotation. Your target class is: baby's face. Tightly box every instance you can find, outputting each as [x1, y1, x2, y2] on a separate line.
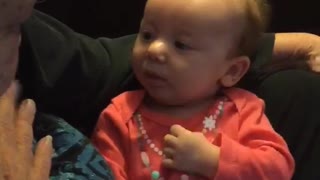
[132, 0, 244, 105]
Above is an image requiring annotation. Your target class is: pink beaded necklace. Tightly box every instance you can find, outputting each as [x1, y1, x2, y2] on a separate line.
[134, 99, 225, 180]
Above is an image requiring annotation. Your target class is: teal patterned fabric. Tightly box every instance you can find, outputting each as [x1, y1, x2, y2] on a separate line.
[33, 113, 113, 180]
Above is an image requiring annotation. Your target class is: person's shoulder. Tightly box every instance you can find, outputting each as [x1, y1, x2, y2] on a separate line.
[223, 88, 264, 112]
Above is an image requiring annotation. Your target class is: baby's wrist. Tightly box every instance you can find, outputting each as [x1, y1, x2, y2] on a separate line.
[196, 145, 220, 178]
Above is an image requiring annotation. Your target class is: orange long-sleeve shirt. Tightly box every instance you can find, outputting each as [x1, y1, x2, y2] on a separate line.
[92, 88, 294, 180]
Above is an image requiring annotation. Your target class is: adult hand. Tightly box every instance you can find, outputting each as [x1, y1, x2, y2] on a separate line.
[0, 0, 36, 98]
[0, 0, 35, 30]
[0, 82, 52, 180]
[273, 33, 320, 72]
[305, 35, 320, 72]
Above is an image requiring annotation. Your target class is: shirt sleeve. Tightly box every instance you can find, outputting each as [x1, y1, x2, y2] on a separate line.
[91, 103, 129, 180]
[18, 10, 139, 135]
[250, 33, 276, 69]
[239, 33, 275, 92]
[213, 95, 295, 180]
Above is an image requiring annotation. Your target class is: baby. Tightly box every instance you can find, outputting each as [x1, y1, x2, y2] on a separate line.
[92, 0, 294, 179]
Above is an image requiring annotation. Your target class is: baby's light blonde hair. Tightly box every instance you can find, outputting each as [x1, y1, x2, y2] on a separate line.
[236, 0, 270, 57]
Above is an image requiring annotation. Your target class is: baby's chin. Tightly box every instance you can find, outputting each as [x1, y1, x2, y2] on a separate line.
[146, 92, 188, 107]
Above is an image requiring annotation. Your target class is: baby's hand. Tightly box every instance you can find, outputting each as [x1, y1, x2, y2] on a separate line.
[0, 0, 35, 32]
[162, 125, 220, 178]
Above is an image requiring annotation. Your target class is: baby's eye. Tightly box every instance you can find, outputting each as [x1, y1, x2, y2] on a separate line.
[174, 41, 191, 50]
[141, 31, 153, 41]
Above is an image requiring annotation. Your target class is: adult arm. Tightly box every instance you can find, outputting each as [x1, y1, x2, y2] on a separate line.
[18, 11, 138, 135]
[273, 33, 320, 61]
[273, 33, 320, 72]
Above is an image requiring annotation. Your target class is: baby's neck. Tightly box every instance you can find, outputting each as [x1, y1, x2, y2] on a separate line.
[143, 95, 217, 120]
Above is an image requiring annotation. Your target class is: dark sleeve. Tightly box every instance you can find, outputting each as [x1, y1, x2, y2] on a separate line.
[17, 10, 139, 136]
[239, 33, 275, 92]
[250, 33, 275, 69]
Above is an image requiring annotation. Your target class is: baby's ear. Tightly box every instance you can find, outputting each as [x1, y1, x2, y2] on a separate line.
[219, 56, 250, 87]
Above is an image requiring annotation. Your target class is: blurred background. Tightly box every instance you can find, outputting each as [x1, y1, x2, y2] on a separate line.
[35, 0, 320, 38]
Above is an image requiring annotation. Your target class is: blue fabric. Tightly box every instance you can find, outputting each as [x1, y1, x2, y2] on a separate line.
[33, 113, 113, 180]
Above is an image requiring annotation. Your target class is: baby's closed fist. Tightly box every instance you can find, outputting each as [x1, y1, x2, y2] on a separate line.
[162, 125, 220, 178]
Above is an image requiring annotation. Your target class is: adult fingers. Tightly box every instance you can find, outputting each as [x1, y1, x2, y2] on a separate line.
[31, 135, 53, 180]
[0, 82, 20, 179]
[15, 99, 36, 165]
[0, 82, 19, 130]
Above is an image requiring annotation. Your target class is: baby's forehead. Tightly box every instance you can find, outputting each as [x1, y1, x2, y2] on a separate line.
[144, 0, 245, 28]
[146, 0, 245, 15]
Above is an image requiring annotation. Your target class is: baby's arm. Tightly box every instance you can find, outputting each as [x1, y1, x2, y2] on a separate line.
[213, 95, 295, 180]
[91, 104, 128, 180]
